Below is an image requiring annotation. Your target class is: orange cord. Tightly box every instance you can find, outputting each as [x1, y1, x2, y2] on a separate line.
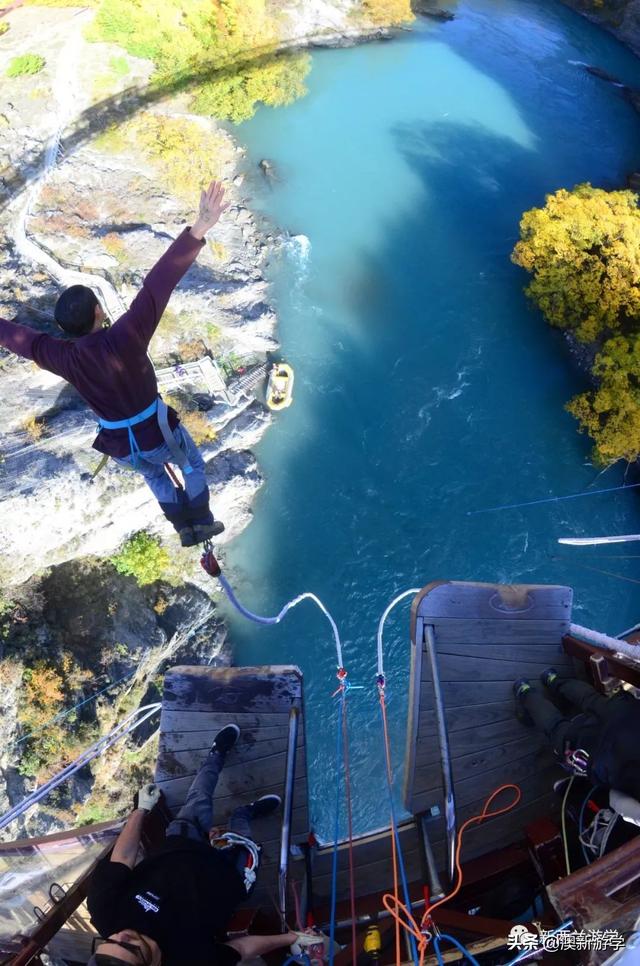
[422, 783, 522, 927]
[380, 783, 522, 966]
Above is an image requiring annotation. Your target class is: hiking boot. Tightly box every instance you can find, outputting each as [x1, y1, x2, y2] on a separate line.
[210, 724, 240, 757]
[541, 667, 559, 690]
[192, 520, 225, 544]
[514, 678, 534, 726]
[246, 794, 282, 820]
[178, 526, 198, 548]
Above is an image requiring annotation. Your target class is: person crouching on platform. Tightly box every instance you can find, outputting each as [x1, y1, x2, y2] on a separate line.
[514, 668, 640, 824]
[0, 181, 227, 548]
[86, 724, 300, 966]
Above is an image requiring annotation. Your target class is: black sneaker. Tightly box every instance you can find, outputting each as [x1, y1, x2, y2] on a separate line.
[210, 724, 240, 757]
[247, 794, 282, 820]
[193, 521, 225, 544]
[178, 526, 197, 548]
[514, 679, 534, 726]
[513, 678, 532, 700]
[541, 667, 559, 689]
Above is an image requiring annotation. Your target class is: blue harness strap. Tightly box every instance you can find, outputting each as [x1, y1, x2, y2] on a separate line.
[97, 397, 193, 473]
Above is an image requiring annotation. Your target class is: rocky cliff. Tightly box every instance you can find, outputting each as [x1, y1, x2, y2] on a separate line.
[559, 0, 640, 57]
[0, 0, 413, 840]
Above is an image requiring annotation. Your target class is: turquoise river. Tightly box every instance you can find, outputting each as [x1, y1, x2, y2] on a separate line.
[222, 0, 640, 838]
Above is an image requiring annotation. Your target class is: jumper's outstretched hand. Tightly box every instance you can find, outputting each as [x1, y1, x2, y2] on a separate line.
[191, 180, 227, 239]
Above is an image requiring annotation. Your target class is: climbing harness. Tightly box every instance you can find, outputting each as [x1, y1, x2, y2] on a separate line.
[564, 747, 590, 777]
[97, 396, 193, 474]
[210, 830, 261, 893]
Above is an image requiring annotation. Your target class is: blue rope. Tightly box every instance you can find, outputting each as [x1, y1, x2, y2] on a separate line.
[434, 934, 481, 966]
[282, 956, 311, 966]
[329, 693, 344, 966]
[503, 920, 573, 965]
[12, 668, 137, 747]
[467, 482, 640, 516]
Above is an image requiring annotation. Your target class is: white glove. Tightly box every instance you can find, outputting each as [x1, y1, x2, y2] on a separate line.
[138, 783, 160, 811]
[290, 930, 325, 956]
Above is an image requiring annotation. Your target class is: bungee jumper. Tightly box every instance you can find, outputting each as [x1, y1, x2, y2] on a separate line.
[0, 180, 227, 548]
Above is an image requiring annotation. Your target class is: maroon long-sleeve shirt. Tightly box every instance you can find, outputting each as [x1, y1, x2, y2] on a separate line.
[0, 228, 205, 457]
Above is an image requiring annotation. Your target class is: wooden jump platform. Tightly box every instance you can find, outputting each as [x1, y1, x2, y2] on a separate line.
[154, 665, 309, 910]
[404, 581, 575, 874]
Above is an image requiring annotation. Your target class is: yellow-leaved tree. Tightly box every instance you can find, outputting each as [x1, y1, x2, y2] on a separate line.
[511, 184, 640, 343]
[513, 183, 640, 464]
[568, 334, 640, 465]
[362, 0, 414, 24]
[89, 0, 311, 122]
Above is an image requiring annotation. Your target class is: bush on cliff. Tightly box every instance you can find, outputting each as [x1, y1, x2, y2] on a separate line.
[513, 183, 640, 464]
[111, 532, 170, 586]
[362, 0, 414, 24]
[6, 54, 46, 77]
[512, 184, 640, 343]
[567, 334, 640, 465]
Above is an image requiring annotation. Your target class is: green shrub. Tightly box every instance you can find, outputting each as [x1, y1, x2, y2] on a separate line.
[109, 54, 130, 75]
[111, 532, 170, 585]
[6, 54, 46, 77]
[0, 21, 9, 36]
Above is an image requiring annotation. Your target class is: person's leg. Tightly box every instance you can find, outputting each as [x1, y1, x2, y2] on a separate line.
[519, 684, 574, 754]
[550, 677, 611, 720]
[228, 805, 253, 839]
[113, 447, 189, 536]
[165, 751, 223, 841]
[173, 427, 216, 527]
[165, 725, 240, 841]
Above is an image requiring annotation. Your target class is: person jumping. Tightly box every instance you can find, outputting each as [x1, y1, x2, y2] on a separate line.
[0, 180, 227, 547]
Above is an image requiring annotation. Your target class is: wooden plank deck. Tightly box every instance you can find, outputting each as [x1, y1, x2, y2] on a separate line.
[154, 666, 310, 909]
[404, 581, 575, 866]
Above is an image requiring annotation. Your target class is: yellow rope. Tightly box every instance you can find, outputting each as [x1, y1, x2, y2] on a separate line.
[561, 776, 575, 875]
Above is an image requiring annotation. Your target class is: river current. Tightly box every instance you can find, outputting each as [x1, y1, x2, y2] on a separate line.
[223, 0, 640, 837]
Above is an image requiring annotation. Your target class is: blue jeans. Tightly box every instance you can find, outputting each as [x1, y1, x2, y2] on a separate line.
[166, 751, 254, 876]
[113, 425, 213, 530]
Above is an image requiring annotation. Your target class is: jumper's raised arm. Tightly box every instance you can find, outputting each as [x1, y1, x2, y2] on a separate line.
[109, 179, 227, 353]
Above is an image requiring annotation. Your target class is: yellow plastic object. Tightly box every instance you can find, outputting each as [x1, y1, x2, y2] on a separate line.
[266, 362, 294, 411]
[364, 925, 382, 957]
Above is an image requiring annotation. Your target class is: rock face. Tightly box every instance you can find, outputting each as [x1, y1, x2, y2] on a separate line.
[558, 0, 640, 58]
[0, 0, 407, 838]
[0, 560, 229, 842]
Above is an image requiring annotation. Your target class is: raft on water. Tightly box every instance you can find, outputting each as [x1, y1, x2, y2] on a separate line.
[266, 362, 294, 411]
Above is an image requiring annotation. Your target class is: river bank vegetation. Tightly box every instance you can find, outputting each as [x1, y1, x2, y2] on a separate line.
[512, 183, 640, 465]
[85, 0, 411, 123]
